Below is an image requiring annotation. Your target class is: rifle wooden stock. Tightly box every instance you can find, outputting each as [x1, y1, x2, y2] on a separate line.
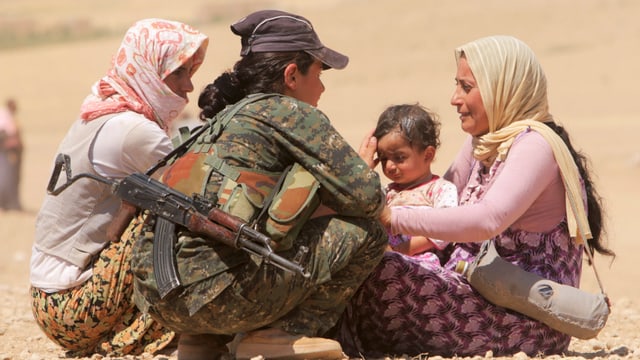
[192, 209, 309, 278]
[187, 210, 238, 248]
[207, 207, 272, 246]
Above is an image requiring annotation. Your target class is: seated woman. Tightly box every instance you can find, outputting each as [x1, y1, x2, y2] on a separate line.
[334, 35, 615, 358]
[30, 19, 208, 357]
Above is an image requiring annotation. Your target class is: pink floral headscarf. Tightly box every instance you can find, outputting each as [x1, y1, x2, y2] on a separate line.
[79, 18, 209, 132]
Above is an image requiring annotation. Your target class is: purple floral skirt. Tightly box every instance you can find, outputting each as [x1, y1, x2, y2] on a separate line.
[334, 223, 581, 358]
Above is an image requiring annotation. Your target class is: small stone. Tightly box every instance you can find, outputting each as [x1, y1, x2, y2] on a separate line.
[512, 351, 528, 360]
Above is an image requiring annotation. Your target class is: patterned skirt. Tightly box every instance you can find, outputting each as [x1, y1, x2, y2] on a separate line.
[334, 223, 579, 358]
[30, 222, 174, 357]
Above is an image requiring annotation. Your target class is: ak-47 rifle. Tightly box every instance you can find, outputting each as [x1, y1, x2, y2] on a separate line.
[46, 153, 310, 299]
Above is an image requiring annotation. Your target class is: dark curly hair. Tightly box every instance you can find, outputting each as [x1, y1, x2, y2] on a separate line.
[373, 103, 441, 152]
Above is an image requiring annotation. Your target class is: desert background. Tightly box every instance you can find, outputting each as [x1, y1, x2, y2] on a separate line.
[1, 0, 639, 359]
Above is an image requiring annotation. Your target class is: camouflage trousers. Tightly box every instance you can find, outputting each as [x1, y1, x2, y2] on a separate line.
[132, 215, 386, 346]
[30, 220, 175, 357]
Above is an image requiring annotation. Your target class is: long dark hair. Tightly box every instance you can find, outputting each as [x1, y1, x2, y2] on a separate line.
[198, 51, 315, 120]
[545, 121, 615, 262]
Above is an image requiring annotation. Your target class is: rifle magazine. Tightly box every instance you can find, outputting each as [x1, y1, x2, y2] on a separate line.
[153, 217, 182, 299]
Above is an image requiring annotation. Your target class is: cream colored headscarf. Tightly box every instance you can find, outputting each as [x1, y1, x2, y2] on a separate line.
[455, 35, 591, 243]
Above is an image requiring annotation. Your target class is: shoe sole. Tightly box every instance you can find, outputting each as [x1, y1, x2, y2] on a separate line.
[236, 344, 344, 359]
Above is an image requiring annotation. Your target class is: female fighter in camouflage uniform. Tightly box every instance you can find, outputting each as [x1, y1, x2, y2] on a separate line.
[130, 10, 387, 360]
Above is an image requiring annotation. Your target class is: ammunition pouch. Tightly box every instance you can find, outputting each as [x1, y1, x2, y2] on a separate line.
[164, 150, 320, 252]
[264, 163, 320, 251]
[160, 93, 321, 251]
[214, 162, 320, 252]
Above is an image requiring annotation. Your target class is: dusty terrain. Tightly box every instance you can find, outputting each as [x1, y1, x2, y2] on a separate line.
[1, 0, 639, 359]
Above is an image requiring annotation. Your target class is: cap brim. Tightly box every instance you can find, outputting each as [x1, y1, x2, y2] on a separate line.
[306, 47, 349, 70]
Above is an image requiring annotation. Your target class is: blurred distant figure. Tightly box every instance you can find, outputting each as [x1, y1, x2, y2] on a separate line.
[0, 98, 23, 211]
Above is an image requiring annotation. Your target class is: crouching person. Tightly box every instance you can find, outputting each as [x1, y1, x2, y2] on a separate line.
[129, 10, 387, 360]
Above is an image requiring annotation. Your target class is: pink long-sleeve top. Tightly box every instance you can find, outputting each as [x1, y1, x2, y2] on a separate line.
[391, 130, 567, 243]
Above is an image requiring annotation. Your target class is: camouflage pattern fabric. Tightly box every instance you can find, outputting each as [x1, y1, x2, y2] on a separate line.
[131, 94, 386, 340]
[162, 94, 383, 218]
[133, 214, 386, 336]
[265, 162, 321, 251]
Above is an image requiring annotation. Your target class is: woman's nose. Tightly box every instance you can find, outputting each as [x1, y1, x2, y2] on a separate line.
[184, 78, 195, 93]
[450, 88, 461, 106]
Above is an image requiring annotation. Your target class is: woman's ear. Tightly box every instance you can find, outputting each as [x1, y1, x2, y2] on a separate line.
[283, 63, 298, 91]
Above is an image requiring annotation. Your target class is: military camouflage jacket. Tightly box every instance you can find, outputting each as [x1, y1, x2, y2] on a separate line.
[166, 93, 384, 218]
[136, 94, 385, 315]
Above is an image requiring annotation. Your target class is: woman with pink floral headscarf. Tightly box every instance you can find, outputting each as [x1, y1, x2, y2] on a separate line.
[29, 18, 208, 357]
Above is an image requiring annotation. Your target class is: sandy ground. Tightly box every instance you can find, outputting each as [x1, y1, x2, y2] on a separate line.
[1, 0, 639, 359]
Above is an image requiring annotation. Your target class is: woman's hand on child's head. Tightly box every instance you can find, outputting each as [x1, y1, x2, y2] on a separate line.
[359, 128, 379, 169]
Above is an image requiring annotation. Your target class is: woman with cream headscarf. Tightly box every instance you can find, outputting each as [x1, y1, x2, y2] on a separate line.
[30, 18, 208, 357]
[336, 35, 614, 357]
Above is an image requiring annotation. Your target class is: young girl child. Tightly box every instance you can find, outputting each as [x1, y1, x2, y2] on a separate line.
[373, 104, 458, 258]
